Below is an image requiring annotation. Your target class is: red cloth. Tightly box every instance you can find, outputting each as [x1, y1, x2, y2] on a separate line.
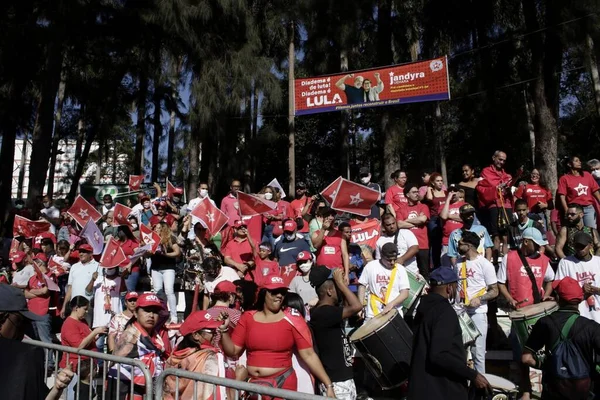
[32, 232, 57, 250]
[398, 203, 430, 249]
[505, 250, 550, 309]
[290, 198, 310, 233]
[514, 183, 553, 213]
[230, 311, 312, 368]
[27, 274, 50, 316]
[222, 238, 253, 264]
[264, 200, 293, 236]
[149, 214, 176, 228]
[220, 194, 240, 226]
[314, 230, 344, 269]
[253, 257, 280, 286]
[557, 172, 600, 206]
[428, 193, 447, 218]
[60, 317, 97, 369]
[442, 201, 465, 245]
[240, 215, 263, 244]
[384, 185, 407, 215]
[477, 165, 513, 209]
[120, 238, 140, 271]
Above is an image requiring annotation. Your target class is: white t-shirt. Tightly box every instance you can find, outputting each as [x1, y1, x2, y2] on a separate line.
[455, 255, 497, 314]
[40, 206, 60, 234]
[497, 254, 555, 284]
[92, 275, 123, 328]
[556, 256, 600, 323]
[68, 260, 100, 300]
[13, 264, 35, 286]
[358, 259, 410, 319]
[204, 266, 240, 294]
[375, 230, 419, 274]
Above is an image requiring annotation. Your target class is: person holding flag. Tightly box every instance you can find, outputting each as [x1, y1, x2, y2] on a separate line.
[312, 210, 350, 284]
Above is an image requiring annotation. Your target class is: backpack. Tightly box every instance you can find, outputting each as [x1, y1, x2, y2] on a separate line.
[546, 314, 589, 380]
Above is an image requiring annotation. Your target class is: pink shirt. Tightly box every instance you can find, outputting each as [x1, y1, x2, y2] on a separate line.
[221, 194, 240, 226]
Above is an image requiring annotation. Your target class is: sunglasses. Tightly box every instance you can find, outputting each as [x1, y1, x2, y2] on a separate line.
[126, 298, 138, 303]
[267, 288, 288, 296]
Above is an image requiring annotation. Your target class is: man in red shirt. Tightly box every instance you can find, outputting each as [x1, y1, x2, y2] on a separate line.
[397, 184, 431, 278]
[26, 255, 53, 346]
[312, 216, 350, 281]
[222, 221, 253, 278]
[477, 150, 514, 258]
[289, 182, 316, 235]
[440, 189, 466, 267]
[220, 179, 242, 227]
[385, 169, 408, 218]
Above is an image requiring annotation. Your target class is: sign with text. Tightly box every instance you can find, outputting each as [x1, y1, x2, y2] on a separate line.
[294, 56, 450, 115]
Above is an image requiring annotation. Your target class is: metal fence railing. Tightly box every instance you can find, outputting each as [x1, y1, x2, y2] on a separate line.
[23, 338, 154, 400]
[155, 368, 326, 400]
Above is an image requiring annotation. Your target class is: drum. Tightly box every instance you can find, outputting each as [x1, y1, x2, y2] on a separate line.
[509, 301, 558, 346]
[402, 270, 426, 311]
[469, 374, 518, 400]
[350, 309, 413, 390]
[455, 307, 481, 347]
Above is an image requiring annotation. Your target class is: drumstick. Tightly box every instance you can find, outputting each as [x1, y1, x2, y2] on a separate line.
[514, 298, 528, 307]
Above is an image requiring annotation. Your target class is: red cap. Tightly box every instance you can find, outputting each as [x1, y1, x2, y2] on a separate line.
[125, 292, 139, 301]
[78, 244, 93, 253]
[296, 251, 311, 262]
[179, 311, 222, 336]
[156, 201, 167, 208]
[233, 220, 247, 229]
[214, 281, 237, 294]
[136, 293, 164, 309]
[262, 275, 288, 291]
[283, 220, 297, 232]
[10, 251, 26, 264]
[173, 187, 184, 195]
[34, 253, 48, 263]
[552, 277, 584, 303]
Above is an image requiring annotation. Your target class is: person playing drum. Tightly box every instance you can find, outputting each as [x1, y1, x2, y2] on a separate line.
[358, 243, 411, 320]
[497, 227, 555, 399]
[454, 231, 498, 374]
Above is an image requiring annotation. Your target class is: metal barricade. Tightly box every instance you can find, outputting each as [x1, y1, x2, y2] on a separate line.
[156, 368, 325, 400]
[23, 338, 154, 400]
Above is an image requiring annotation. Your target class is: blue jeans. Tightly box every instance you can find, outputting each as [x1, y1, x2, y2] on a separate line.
[583, 205, 597, 229]
[124, 270, 139, 293]
[427, 216, 443, 268]
[33, 314, 54, 367]
[262, 224, 275, 248]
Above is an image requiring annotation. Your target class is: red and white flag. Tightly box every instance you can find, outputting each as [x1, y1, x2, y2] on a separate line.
[129, 175, 144, 191]
[237, 191, 277, 217]
[330, 178, 380, 216]
[13, 215, 51, 238]
[320, 176, 343, 204]
[350, 219, 381, 249]
[48, 258, 67, 277]
[68, 195, 102, 228]
[190, 198, 229, 235]
[139, 224, 160, 253]
[112, 203, 133, 227]
[99, 238, 127, 268]
[166, 178, 177, 198]
[9, 239, 19, 258]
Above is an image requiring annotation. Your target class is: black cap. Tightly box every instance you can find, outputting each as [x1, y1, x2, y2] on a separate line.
[309, 265, 333, 288]
[359, 167, 370, 177]
[296, 181, 306, 189]
[381, 242, 398, 258]
[0, 284, 45, 321]
[574, 231, 593, 246]
[459, 204, 476, 214]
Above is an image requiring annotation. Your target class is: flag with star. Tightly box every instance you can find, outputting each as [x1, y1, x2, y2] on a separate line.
[190, 197, 229, 235]
[129, 174, 144, 191]
[99, 238, 127, 268]
[12, 215, 51, 238]
[112, 203, 133, 227]
[68, 195, 102, 228]
[237, 191, 277, 216]
[330, 178, 379, 216]
[320, 176, 343, 204]
[139, 223, 160, 253]
[80, 218, 104, 255]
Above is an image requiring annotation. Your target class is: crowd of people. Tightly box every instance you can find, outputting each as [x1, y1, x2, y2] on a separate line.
[2, 150, 600, 399]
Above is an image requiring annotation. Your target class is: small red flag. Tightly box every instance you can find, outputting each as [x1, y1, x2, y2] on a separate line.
[13, 215, 51, 238]
[320, 176, 343, 204]
[68, 195, 102, 228]
[9, 239, 19, 257]
[236, 191, 277, 217]
[330, 178, 380, 216]
[166, 178, 176, 198]
[48, 257, 67, 277]
[129, 175, 144, 191]
[99, 238, 127, 268]
[139, 224, 160, 253]
[190, 198, 229, 236]
[112, 203, 133, 227]
[279, 263, 299, 288]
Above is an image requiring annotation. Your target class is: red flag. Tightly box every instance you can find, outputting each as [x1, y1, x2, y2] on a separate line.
[237, 191, 277, 217]
[9, 239, 19, 258]
[13, 215, 51, 238]
[350, 219, 381, 249]
[68, 195, 102, 228]
[48, 258, 67, 277]
[190, 198, 229, 235]
[99, 238, 127, 268]
[166, 178, 176, 198]
[112, 203, 133, 227]
[330, 178, 380, 216]
[129, 175, 144, 191]
[320, 176, 343, 204]
[279, 263, 300, 289]
[139, 224, 160, 253]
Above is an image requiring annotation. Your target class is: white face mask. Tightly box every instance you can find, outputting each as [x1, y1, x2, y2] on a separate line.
[264, 193, 273, 200]
[360, 175, 371, 184]
[199, 189, 208, 198]
[298, 261, 312, 273]
[593, 170, 600, 179]
[284, 233, 296, 241]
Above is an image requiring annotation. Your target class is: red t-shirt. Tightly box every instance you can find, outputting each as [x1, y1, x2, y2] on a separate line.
[27, 274, 50, 316]
[314, 230, 344, 269]
[230, 312, 312, 368]
[120, 238, 140, 272]
[222, 238, 253, 264]
[385, 185, 407, 215]
[149, 214, 176, 228]
[60, 317, 97, 368]
[514, 183, 552, 213]
[398, 203, 430, 249]
[557, 172, 600, 206]
[290, 197, 310, 233]
[442, 201, 465, 246]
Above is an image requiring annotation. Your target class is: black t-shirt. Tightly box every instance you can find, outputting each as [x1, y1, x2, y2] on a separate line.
[309, 305, 354, 382]
[0, 338, 49, 400]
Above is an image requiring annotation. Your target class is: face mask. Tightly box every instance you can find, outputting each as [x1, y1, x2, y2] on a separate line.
[264, 193, 273, 200]
[284, 233, 296, 241]
[131, 223, 138, 230]
[15, 204, 23, 209]
[106, 268, 117, 276]
[298, 261, 312, 273]
[593, 170, 600, 179]
[104, 202, 113, 209]
[360, 175, 371, 184]
[43, 202, 51, 208]
[199, 189, 208, 198]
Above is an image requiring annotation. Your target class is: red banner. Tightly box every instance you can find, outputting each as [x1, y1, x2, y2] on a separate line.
[294, 57, 449, 116]
[350, 219, 381, 250]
